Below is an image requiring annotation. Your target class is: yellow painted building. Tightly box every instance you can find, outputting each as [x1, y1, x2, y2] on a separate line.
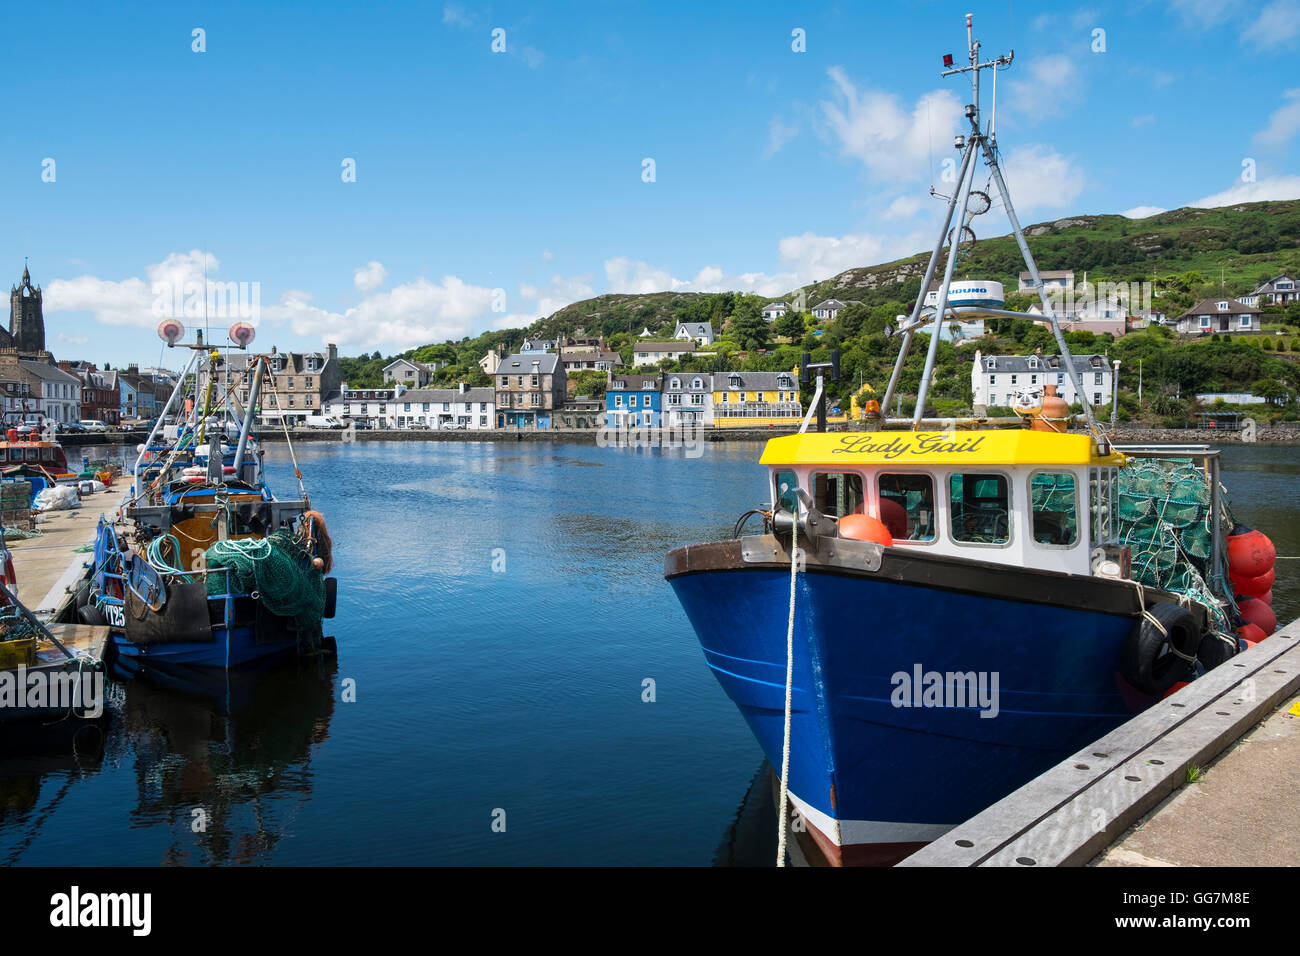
[712, 371, 803, 427]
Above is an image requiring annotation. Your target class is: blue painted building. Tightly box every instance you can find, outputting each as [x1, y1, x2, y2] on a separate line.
[605, 373, 661, 428]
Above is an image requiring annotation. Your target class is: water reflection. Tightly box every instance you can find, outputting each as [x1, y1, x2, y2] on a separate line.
[119, 659, 337, 865]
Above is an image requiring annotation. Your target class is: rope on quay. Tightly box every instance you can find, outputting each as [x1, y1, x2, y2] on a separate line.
[776, 500, 799, 868]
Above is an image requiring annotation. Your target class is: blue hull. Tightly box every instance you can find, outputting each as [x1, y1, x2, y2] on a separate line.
[669, 563, 1146, 863]
[109, 626, 298, 674]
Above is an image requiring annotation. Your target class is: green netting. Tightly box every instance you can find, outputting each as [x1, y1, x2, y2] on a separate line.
[1116, 457, 1236, 638]
[204, 528, 325, 638]
[1031, 473, 1078, 544]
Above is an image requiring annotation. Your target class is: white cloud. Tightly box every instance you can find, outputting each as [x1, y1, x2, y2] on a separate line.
[818, 67, 961, 182]
[1167, 0, 1243, 27]
[1006, 55, 1083, 119]
[1243, 0, 1300, 48]
[519, 273, 596, 318]
[764, 116, 800, 157]
[1191, 175, 1300, 207]
[265, 276, 501, 349]
[1121, 205, 1167, 219]
[46, 250, 218, 328]
[442, 3, 474, 27]
[998, 145, 1086, 214]
[603, 258, 797, 299]
[1255, 88, 1300, 148]
[353, 260, 388, 293]
[882, 195, 926, 220]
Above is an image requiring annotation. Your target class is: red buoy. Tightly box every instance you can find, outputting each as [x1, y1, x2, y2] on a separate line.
[839, 514, 894, 546]
[1237, 622, 1266, 645]
[1238, 597, 1277, 637]
[1259, 589, 1273, 607]
[1230, 566, 1274, 598]
[878, 497, 908, 540]
[1227, 527, 1276, 580]
[1162, 681, 1190, 699]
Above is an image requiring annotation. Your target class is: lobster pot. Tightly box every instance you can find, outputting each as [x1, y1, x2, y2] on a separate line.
[1125, 515, 1179, 586]
[1032, 473, 1078, 543]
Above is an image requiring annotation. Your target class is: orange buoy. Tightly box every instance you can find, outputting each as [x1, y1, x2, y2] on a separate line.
[1238, 597, 1277, 637]
[1231, 566, 1274, 598]
[839, 513, 893, 546]
[1227, 527, 1276, 580]
[1237, 622, 1266, 645]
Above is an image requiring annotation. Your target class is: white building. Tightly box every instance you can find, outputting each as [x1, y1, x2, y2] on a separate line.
[661, 373, 713, 426]
[1018, 270, 1075, 294]
[392, 384, 495, 429]
[1239, 275, 1298, 308]
[1174, 298, 1262, 335]
[811, 299, 849, 321]
[20, 361, 81, 424]
[971, 350, 1114, 409]
[675, 321, 714, 346]
[761, 301, 788, 321]
[632, 341, 695, 367]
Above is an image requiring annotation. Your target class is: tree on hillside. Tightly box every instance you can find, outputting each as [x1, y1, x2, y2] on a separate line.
[775, 310, 806, 340]
[730, 300, 770, 352]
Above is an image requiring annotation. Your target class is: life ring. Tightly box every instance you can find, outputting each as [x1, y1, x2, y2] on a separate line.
[1119, 601, 1201, 697]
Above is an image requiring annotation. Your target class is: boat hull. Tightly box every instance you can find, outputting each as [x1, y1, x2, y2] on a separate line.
[666, 536, 1168, 866]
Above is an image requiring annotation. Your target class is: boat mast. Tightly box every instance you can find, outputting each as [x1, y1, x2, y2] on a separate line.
[891, 13, 1107, 446]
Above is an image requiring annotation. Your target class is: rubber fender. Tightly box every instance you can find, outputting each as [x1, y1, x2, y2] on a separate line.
[1120, 601, 1200, 697]
[323, 577, 337, 619]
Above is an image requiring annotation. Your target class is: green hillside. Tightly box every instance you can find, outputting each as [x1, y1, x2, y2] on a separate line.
[338, 198, 1300, 421]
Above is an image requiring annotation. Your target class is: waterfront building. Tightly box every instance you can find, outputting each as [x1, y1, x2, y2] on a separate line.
[59, 362, 120, 425]
[216, 345, 344, 427]
[392, 384, 495, 429]
[711, 370, 802, 427]
[322, 384, 406, 428]
[971, 350, 1113, 408]
[494, 353, 567, 429]
[661, 372, 713, 426]
[605, 373, 661, 428]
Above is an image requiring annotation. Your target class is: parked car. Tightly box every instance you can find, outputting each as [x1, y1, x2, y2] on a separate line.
[441, 421, 468, 430]
[79, 420, 110, 433]
[56, 422, 86, 434]
[348, 420, 373, 430]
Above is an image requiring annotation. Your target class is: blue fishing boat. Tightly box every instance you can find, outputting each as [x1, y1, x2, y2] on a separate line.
[666, 16, 1253, 866]
[76, 321, 337, 679]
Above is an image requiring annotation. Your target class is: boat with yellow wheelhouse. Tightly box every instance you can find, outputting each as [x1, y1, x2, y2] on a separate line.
[665, 15, 1261, 867]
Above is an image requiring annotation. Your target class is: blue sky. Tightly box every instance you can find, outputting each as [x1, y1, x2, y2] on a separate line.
[5, 0, 1299, 368]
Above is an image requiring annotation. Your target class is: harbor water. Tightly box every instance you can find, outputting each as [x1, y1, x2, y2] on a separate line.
[0, 440, 1296, 865]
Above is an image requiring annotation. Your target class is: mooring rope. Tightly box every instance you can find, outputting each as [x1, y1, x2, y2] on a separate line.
[776, 500, 799, 868]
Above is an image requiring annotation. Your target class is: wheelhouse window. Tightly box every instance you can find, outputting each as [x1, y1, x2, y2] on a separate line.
[877, 473, 935, 542]
[774, 470, 799, 514]
[811, 472, 864, 518]
[1030, 472, 1079, 546]
[949, 473, 1011, 545]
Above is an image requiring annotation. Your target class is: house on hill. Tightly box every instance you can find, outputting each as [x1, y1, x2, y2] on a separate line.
[1174, 297, 1262, 334]
[1018, 270, 1075, 294]
[1238, 275, 1298, 308]
[761, 301, 788, 321]
[674, 321, 714, 346]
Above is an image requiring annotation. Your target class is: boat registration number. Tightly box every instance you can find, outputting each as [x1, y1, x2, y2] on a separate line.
[103, 604, 125, 628]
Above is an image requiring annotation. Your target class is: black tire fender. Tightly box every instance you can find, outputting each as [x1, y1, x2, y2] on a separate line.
[323, 577, 337, 619]
[1120, 601, 1200, 697]
[78, 602, 107, 626]
[1197, 628, 1239, 672]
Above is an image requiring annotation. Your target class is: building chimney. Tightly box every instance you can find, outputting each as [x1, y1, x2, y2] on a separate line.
[328, 343, 338, 362]
[459, 382, 467, 394]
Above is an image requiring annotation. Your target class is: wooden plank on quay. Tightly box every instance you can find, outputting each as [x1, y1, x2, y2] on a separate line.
[897, 617, 1300, 867]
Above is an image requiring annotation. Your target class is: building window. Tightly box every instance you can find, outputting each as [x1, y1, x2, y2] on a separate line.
[1094, 372, 1103, 385]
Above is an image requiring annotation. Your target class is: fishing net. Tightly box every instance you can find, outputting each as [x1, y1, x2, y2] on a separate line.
[1116, 457, 1235, 635]
[204, 527, 326, 638]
